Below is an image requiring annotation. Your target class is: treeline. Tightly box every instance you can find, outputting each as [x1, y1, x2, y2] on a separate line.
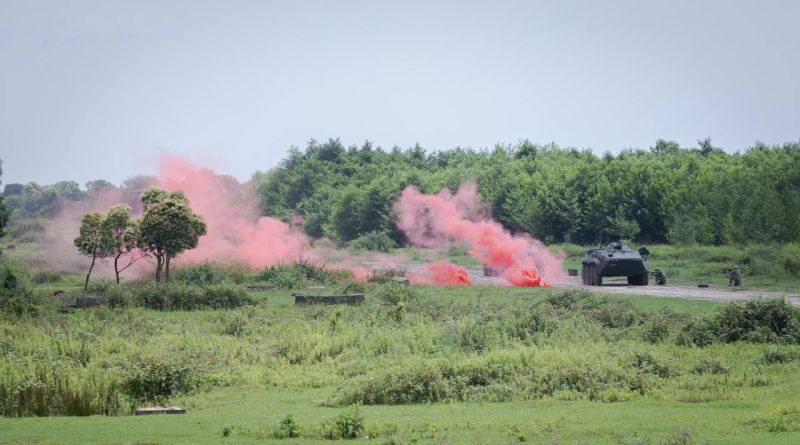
[259, 138, 800, 246]
[1, 176, 155, 221]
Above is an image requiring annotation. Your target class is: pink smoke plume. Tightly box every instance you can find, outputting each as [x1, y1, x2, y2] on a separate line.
[156, 154, 313, 268]
[410, 261, 472, 286]
[394, 183, 564, 287]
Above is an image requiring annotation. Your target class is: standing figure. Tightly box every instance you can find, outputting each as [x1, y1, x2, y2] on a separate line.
[728, 265, 742, 286]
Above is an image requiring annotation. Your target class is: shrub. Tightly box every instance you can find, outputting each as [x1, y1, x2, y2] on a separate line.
[545, 291, 645, 328]
[688, 298, 800, 346]
[131, 283, 253, 311]
[374, 282, 419, 306]
[124, 355, 198, 401]
[272, 414, 302, 439]
[348, 231, 397, 252]
[760, 349, 797, 364]
[321, 405, 364, 440]
[0, 257, 37, 315]
[172, 262, 252, 285]
[256, 260, 349, 289]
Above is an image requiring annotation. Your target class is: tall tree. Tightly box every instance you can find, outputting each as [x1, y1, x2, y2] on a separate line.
[138, 188, 206, 282]
[74, 213, 114, 289]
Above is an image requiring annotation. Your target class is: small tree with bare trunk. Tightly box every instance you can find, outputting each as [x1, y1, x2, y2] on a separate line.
[74, 212, 114, 289]
[102, 204, 144, 284]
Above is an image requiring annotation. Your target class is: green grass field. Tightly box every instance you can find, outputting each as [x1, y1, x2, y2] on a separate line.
[2, 282, 800, 445]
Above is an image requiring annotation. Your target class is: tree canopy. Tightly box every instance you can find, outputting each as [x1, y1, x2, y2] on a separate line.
[138, 188, 207, 282]
[259, 138, 800, 246]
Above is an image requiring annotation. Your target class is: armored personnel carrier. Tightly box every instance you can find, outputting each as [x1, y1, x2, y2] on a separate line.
[581, 241, 649, 286]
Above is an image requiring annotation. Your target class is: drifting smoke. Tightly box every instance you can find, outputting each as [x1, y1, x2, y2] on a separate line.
[394, 182, 564, 287]
[410, 261, 472, 286]
[157, 154, 313, 268]
[35, 154, 315, 278]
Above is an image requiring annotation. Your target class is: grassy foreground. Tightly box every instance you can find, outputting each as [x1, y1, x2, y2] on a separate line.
[2, 285, 800, 444]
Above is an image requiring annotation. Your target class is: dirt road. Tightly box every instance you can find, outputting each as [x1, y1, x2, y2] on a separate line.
[367, 261, 800, 306]
[556, 274, 800, 306]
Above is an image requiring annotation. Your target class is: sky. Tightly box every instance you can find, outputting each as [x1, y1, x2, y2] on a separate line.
[1, 0, 798, 186]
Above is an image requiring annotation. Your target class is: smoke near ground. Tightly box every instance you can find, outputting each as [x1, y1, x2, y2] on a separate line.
[393, 183, 564, 287]
[23, 155, 563, 286]
[157, 154, 314, 268]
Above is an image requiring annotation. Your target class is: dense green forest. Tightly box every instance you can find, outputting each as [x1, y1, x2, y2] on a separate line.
[258, 138, 800, 246]
[3, 138, 800, 247]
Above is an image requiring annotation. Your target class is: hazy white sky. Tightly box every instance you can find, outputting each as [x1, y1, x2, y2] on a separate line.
[1, 0, 798, 186]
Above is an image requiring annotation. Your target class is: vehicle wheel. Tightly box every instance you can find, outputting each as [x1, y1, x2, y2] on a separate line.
[590, 264, 601, 286]
[640, 273, 648, 286]
[627, 275, 637, 285]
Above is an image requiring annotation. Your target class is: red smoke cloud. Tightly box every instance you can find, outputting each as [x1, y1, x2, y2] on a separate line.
[156, 154, 313, 268]
[414, 261, 472, 286]
[394, 183, 564, 287]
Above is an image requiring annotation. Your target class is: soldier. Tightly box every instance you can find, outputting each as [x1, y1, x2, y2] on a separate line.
[652, 267, 666, 285]
[728, 265, 741, 287]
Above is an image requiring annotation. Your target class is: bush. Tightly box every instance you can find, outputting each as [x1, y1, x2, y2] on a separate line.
[131, 283, 253, 311]
[256, 261, 350, 289]
[272, 414, 302, 439]
[321, 405, 364, 440]
[0, 257, 37, 315]
[348, 231, 397, 252]
[375, 282, 419, 306]
[172, 262, 252, 285]
[688, 298, 800, 346]
[760, 349, 797, 364]
[545, 291, 645, 328]
[124, 355, 198, 401]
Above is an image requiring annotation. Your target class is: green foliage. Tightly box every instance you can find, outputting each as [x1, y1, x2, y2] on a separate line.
[374, 281, 420, 306]
[271, 414, 302, 439]
[0, 159, 9, 238]
[172, 262, 252, 285]
[258, 140, 800, 246]
[138, 187, 207, 282]
[124, 355, 198, 401]
[348, 230, 398, 252]
[130, 283, 253, 311]
[255, 261, 350, 289]
[688, 298, 800, 346]
[0, 257, 37, 315]
[4, 217, 47, 242]
[321, 405, 364, 440]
